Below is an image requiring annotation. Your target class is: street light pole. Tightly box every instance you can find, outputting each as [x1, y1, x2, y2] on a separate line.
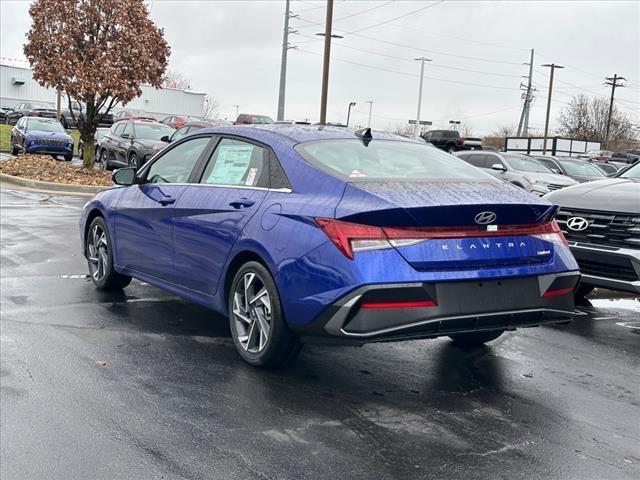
[319, 0, 334, 125]
[414, 57, 432, 138]
[541, 63, 564, 154]
[346, 101, 355, 127]
[366, 100, 373, 127]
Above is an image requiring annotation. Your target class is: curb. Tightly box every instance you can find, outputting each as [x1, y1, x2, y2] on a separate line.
[0, 172, 108, 194]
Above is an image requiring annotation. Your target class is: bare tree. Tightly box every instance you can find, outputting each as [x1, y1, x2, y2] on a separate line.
[162, 70, 191, 90]
[203, 95, 220, 120]
[24, 0, 170, 168]
[558, 94, 635, 148]
[482, 124, 516, 149]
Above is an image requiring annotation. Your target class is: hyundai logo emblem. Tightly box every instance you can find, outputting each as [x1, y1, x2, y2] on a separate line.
[474, 211, 497, 225]
[566, 216, 589, 231]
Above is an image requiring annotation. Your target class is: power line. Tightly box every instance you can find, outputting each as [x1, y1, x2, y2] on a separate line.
[344, 1, 444, 35]
[296, 48, 522, 91]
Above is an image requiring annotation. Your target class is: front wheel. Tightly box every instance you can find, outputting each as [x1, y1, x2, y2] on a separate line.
[449, 330, 504, 348]
[229, 261, 301, 368]
[64, 153, 73, 162]
[10, 136, 19, 155]
[128, 153, 139, 168]
[99, 149, 110, 170]
[86, 216, 131, 290]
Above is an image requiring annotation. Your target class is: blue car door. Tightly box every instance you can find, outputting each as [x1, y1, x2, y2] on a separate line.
[113, 135, 213, 280]
[171, 137, 271, 295]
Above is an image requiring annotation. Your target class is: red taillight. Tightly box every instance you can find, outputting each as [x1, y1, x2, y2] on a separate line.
[458, 138, 465, 145]
[315, 218, 568, 259]
[542, 287, 574, 298]
[361, 300, 437, 309]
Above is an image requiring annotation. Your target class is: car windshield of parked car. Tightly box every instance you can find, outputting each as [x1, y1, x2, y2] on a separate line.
[26, 118, 65, 133]
[503, 155, 553, 173]
[253, 115, 274, 124]
[28, 101, 54, 110]
[134, 123, 175, 140]
[557, 159, 605, 177]
[619, 162, 640, 179]
[296, 139, 496, 181]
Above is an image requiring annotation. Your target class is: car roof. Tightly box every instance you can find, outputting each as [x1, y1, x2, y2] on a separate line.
[194, 124, 418, 144]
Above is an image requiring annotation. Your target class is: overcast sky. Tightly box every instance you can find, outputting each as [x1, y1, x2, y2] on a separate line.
[1, 0, 639, 134]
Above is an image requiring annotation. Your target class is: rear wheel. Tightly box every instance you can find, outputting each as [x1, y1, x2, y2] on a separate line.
[447, 143, 456, 153]
[10, 136, 19, 155]
[86, 216, 131, 290]
[449, 330, 504, 348]
[229, 261, 301, 368]
[99, 149, 110, 170]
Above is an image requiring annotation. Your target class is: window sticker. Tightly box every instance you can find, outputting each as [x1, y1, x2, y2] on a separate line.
[206, 144, 254, 185]
[245, 167, 258, 186]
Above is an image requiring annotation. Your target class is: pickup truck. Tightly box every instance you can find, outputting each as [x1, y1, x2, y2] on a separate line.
[421, 130, 482, 153]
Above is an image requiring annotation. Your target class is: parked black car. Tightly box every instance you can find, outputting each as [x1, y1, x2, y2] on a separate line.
[78, 127, 109, 160]
[5, 101, 57, 125]
[421, 130, 482, 153]
[532, 156, 607, 183]
[164, 120, 216, 143]
[60, 101, 114, 129]
[546, 162, 640, 298]
[98, 119, 174, 170]
[0, 106, 13, 123]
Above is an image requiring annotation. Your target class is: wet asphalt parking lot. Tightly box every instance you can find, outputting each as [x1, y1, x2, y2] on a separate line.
[1, 185, 639, 480]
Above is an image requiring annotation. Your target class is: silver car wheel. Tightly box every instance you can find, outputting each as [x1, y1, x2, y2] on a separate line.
[87, 224, 108, 281]
[233, 272, 272, 353]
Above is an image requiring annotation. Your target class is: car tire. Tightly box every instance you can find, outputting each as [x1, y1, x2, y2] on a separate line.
[99, 149, 110, 171]
[128, 153, 139, 169]
[449, 329, 504, 348]
[447, 143, 456, 154]
[228, 261, 301, 368]
[86, 216, 131, 291]
[10, 136, 19, 155]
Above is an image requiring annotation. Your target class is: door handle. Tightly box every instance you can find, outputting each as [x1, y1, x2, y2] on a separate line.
[229, 199, 255, 209]
[159, 196, 175, 206]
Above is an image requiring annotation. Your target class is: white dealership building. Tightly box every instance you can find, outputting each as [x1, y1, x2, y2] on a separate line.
[0, 63, 206, 118]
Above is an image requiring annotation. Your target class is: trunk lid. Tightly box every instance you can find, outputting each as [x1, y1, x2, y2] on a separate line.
[336, 180, 560, 271]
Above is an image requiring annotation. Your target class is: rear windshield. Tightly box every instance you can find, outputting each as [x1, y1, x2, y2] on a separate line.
[557, 159, 605, 177]
[296, 139, 496, 181]
[504, 154, 553, 173]
[134, 123, 175, 140]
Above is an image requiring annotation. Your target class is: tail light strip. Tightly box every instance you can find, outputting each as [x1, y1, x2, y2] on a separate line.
[316, 218, 568, 259]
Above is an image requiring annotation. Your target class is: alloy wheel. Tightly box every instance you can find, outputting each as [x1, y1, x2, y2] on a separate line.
[232, 272, 272, 353]
[87, 224, 108, 281]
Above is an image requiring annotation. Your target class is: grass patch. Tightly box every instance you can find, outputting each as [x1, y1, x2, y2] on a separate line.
[0, 154, 111, 186]
[0, 124, 81, 155]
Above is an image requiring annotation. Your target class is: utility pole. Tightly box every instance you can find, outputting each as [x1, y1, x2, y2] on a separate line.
[516, 49, 534, 136]
[277, 0, 298, 121]
[366, 100, 373, 127]
[541, 63, 564, 154]
[346, 101, 355, 127]
[233, 105, 239, 118]
[414, 57, 432, 138]
[605, 74, 626, 147]
[319, 0, 335, 125]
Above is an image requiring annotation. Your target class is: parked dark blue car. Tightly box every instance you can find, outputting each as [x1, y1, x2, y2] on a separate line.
[80, 125, 580, 367]
[11, 116, 74, 161]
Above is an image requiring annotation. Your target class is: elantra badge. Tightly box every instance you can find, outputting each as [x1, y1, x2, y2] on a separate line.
[474, 211, 497, 225]
[566, 217, 589, 231]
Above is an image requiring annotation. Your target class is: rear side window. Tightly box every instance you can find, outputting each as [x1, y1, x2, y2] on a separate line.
[111, 122, 125, 136]
[296, 139, 496, 181]
[200, 138, 269, 188]
[464, 154, 487, 168]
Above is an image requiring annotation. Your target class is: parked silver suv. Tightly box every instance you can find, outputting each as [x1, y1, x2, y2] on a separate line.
[454, 151, 578, 196]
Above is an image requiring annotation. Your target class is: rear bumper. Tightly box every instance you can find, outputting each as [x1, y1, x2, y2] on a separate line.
[569, 242, 640, 294]
[291, 272, 580, 344]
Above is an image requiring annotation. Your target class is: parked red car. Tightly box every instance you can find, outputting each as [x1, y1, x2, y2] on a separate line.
[234, 113, 274, 125]
[159, 115, 190, 129]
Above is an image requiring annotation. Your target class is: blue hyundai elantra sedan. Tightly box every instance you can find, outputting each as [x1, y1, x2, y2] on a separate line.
[80, 125, 580, 367]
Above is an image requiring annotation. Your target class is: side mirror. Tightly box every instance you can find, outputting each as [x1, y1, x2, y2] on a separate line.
[491, 163, 507, 172]
[112, 167, 137, 186]
[160, 135, 170, 142]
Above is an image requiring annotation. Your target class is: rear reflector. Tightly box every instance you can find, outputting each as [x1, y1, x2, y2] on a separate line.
[361, 300, 437, 309]
[316, 218, 568, 259]
[542, 287, 574, 298]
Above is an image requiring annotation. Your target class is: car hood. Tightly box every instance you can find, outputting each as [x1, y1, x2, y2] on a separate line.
[520, 171, 577, 185]
[545, 178, 640, 214]
[135, 139, 166, 149]
[26, 130, 72, 141]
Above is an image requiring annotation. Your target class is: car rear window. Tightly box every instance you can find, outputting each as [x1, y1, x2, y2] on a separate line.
[296, 139, 496, 181]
